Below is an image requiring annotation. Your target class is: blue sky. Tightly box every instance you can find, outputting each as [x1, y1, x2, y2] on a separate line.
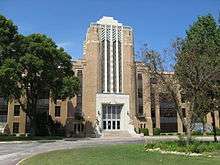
[0, 0, 219, 60]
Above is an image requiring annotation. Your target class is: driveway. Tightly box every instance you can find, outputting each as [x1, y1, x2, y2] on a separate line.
[0, 137, 145, 165]
[0, 136, 219, 165]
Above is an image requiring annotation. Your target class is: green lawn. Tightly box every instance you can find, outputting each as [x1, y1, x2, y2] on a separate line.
[21, 144, 220, 165]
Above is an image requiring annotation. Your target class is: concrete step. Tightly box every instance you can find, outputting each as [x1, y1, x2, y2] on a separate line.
[102, 131, 132, 138]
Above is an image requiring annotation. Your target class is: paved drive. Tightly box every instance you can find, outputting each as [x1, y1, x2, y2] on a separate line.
[0, 136, 219, 165]
[0, 137, 145, 165]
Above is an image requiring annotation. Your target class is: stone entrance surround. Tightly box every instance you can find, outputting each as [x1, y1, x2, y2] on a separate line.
[96, 93, 136, 136]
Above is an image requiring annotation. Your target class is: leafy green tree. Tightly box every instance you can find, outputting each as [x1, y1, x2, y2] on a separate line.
[0, 15, 80, 135]
[0, 15, 23, 64]
[175, 14, 220, 141]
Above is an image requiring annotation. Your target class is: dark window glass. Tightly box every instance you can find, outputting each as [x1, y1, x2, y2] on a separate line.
[13, 122, 19, 133]
[112, 106, 116, 119]
[14, 105, 20, 116]
[182, 108, 186, 118]
[55, 106, 61, 117]
[108, 106, 111, 119]
[138, 88, 143, 98]
[103, 121, 106, 130]
[81, 124, 84, 132]
[139, 105, 143, 114]
[117, 121, 120, 129]
[116, 106, 121, 119]
[74, 124, 77, 133]
[181, 94, 186, 103]
[138, 74, 142, 80]
[108, 121, 111, 129]
[113, 121, 116, 129]
[102, 105, 106, 119]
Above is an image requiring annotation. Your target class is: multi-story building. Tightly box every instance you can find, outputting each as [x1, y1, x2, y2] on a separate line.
[0, 16, 219, 137]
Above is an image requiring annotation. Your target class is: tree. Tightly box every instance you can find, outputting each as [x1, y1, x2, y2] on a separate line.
[0, 15, 80, 135]
[0, 15, 23, 64]
[140, 44, 193, 144]
[175, 15, 220, 142]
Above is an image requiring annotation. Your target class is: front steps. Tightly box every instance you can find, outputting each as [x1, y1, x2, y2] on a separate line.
[101, 131, 133, 138]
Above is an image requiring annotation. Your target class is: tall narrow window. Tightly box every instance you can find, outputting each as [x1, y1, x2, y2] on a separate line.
[55, 106, 61, 117]
[13, 122, 19, 133]
[14, 105, 20, 116]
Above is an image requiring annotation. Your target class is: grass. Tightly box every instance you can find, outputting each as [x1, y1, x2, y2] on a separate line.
[21, 144, 220, 165]
[0, 135, 64, 141]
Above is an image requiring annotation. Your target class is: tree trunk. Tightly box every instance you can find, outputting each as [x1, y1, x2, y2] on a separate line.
[211, 111, 217, 142]
[202, 119, 205, 135]
[30, 117, 37, 136]
[186, 123, 192, 145]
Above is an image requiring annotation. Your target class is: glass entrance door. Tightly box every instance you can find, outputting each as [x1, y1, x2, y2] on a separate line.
[102, 104, 122, 130]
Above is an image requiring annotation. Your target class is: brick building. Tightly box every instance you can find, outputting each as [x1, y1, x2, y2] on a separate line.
[0, 17, 219, 137]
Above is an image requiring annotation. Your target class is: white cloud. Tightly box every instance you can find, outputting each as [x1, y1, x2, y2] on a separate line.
[57, 41, 74, 49]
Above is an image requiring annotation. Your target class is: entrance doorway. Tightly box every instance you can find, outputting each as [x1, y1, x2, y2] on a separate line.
[102, 104, 122, 130]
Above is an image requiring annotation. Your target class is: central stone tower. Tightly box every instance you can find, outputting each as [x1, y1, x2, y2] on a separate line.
[82, 16, 136, 137]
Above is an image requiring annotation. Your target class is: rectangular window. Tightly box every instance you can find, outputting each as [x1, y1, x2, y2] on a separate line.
[108, 106, 111, 119]
[112, 106, 116, 119]
[139, 105, 143, 114]
[102, 105, 106, 119]
[13, 122, 19, 133]
[55, 106, 61, 117]
[181, 94, 186, 103]
[117, 121, 120, 129]
[74, 124, 77, 133]
[116, 106, 121, 119]
[182, 108, 186, 118]
[138, 88, 143, 98]
[138, 74, 142, 80]
[108, 121, 111, 129]
[113, 121, 116, 129]
[81, 124, 84, 132]
[14, 105, 20, 116]
[103, 121, 106, 130]
[77, 124, 80, 132]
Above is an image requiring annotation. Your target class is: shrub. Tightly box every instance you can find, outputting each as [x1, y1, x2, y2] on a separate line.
[153, 128, 161, 135]
[192, 130, 203, 136]
[207, 128, 220, 136]
[145, 141, 219, 154]
[139, 128, 149, 136]
[216, 128, 220, 135]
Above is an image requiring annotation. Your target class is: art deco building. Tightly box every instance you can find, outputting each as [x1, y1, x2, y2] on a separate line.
[0, 17, 219, 137]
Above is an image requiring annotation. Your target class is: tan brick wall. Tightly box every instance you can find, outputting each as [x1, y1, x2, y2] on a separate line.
[7, 99, 26, 134]
[122, 28, 136, 125]
[82, 25, 100, 135]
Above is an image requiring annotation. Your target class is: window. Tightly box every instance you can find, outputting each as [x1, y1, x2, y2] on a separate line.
[14, 105, 20, 116]
[55, 106, 61, 117]
[139, 105, 143, 114]
[138, 88, 143, 98]
[181, 94, 186, 103]
[81, 124, 84, 132]
[182, 108, 186, 118]
[77, 124, 80, 132]
[138, 74, 142, 80]
[13, 122, 19, 133]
